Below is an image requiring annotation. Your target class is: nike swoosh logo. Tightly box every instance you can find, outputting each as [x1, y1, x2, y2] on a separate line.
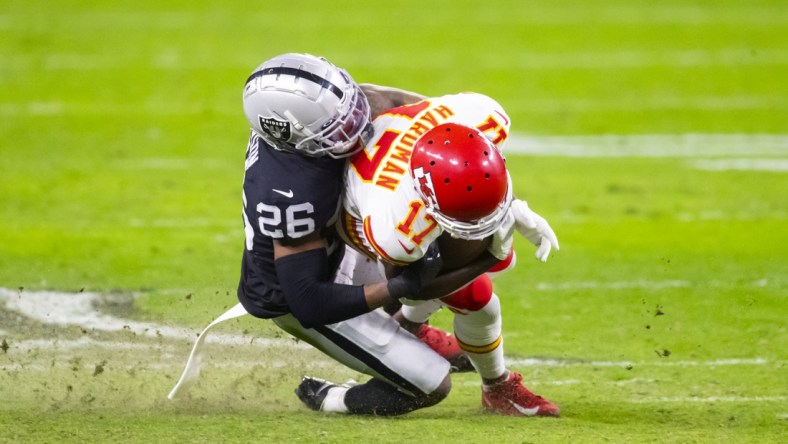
[507, 400, 539, 416]
[398, 240, 415, 255]
[273, 189, 294, 198]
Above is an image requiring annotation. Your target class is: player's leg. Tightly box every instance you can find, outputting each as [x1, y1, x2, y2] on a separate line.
[393, 249, 519, 372]
[393, 239, 516, 370]
[274, 309, 451, 416]
[440, 262, 560, 417]
[394, 301, 475, 372]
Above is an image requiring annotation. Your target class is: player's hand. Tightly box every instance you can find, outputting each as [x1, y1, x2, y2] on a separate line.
[387, 242, 443, 300]
[487, 210, 516, 260]
[511, 199, 559, 262]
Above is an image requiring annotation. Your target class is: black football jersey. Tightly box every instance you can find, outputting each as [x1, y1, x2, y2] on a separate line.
[237, 132, 346, 318]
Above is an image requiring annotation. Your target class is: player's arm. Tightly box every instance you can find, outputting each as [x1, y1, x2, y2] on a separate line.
[273, 233, 386, 327]
[383, 233, 500, 300]
[419, 250, 499, 299]
[359, 83, 427, 117]
[273, 232, 441, 328]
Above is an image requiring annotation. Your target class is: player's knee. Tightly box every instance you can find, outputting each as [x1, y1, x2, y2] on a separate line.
[425, 374, 452, 406]
[440, 275, 493, 312]
[454, 293, 501, 337]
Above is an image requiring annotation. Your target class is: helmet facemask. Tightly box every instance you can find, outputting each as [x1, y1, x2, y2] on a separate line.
[293, 82, 371, 158]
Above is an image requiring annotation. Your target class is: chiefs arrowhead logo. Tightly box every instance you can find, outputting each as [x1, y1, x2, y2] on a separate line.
[411, 166, 439, 210]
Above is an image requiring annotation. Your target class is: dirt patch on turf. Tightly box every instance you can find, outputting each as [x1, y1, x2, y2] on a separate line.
[0, 288, 354, 414]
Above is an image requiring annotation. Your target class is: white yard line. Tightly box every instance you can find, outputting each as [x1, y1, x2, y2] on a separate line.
[507, 357, 776, 368]
[4, 48, 788, 71]
[3, 7, 788, 30]
[2, 351, 778, 371]
[5, 96, 788, 116]
[690, 158, 788, 172]
[511, 95, 788, 112]
[126, 217, 236, 228]
[627, 396, 787, 404]
[534, 280, 691, 291]
[501, 49, 788, 69]
[533, 278, 773, 291]
[506, 134, 788, 157]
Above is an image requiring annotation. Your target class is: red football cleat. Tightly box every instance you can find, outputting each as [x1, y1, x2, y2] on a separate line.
[416, 324, 475, 373]
[417, 323, 462, 358]
[482, 371, 560, 417]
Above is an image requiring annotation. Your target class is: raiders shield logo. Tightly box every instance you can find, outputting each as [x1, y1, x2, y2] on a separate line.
[259, 116, 291, 142]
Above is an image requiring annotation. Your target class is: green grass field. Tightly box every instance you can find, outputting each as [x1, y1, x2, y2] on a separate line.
[1, 0, 786, 442]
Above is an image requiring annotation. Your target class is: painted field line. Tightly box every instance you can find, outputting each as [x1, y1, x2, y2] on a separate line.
[2, 7, 788, 29]
[534, 280, 690, 291]
[127, 217, 237, 229]
[506, 134, 788, 157]
[2, 336, 776, 373]
[2, 354, 777, 372]
[5, 95, 788, 117]
[501, 49, 788, 69]
[5, 337, 174, 352]
[4, 47, 788, 71]
[690, 158, 788, 172]
[0, 336, 305, 354]
[0, 359, 335, 373]
[627, 396, 787, 404]
[512, 95, 788, 112]
[533, 278, 773, 291]
[507, 357, 777, 368]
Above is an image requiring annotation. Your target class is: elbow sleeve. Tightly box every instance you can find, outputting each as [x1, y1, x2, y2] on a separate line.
[274, 249, 368, 328]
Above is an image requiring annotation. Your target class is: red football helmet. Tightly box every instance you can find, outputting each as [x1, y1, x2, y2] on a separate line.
[409, 122, 513, 240]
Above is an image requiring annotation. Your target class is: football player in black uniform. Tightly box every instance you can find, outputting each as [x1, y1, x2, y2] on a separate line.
[238, 53, 490, 415]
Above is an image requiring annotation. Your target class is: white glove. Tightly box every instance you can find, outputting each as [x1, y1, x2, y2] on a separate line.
[511, 199, 559, 262]
[487, 210, 516, 261]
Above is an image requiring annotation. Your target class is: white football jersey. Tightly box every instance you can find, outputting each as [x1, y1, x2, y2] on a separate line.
[339, 93, 511, 265]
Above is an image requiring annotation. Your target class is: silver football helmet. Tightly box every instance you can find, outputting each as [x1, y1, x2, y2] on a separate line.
[242, 53, 371, 158]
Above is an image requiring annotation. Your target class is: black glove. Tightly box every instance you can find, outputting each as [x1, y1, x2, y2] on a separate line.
[387, 242, 443, 300]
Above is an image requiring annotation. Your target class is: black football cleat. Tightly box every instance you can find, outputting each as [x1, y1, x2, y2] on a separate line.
[295, 376, 338, 411]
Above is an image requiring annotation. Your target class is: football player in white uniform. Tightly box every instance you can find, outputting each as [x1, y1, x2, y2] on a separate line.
[305, 93, 561, 417]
